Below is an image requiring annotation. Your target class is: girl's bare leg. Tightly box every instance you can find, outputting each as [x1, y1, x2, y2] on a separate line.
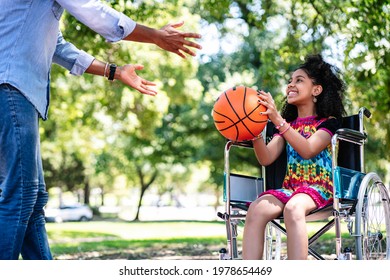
[242, 195, 284, 259]
[283, 194, 317, 260]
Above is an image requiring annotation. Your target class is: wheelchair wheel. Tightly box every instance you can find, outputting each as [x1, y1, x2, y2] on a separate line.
[355, 172, 390, 260]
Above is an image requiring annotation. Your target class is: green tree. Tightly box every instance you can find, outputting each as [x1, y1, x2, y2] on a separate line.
[195, 0, 390, 183]
[43, 0, 205, 219]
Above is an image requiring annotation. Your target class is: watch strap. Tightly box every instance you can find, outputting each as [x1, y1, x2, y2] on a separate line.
[108, 64, 117, 81]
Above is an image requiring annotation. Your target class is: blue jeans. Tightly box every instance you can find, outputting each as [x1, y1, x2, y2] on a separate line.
[0, 84, 52, 260]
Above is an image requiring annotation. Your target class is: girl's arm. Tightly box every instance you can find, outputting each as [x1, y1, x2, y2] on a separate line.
[252, 135, 285, 166]
[280, 128, 332, 159]
[257, 90, 332, 160]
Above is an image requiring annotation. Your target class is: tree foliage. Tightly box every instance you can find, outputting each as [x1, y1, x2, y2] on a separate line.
[195, 0, 390, 179]
[43, 0, 204, 219]
[42, 0, 389, 220]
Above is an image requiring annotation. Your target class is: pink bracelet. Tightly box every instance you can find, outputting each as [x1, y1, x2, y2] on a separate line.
[276, 119, 287, 130]
[279, 124, 291, 135]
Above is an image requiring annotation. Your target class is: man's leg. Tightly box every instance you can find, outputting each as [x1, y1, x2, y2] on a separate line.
[0, 84, 52, 259]
[21, 142, 52, 260]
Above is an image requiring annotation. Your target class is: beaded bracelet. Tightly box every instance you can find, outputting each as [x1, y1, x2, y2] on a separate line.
[103, 62, 109, 78]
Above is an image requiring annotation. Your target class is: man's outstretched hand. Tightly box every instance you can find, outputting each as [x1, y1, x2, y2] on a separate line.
[119, 64, 157, 96]
[156, 21, 202, 58]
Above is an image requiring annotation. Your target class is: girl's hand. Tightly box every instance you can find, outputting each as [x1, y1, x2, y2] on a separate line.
[256, 90, 281, 124]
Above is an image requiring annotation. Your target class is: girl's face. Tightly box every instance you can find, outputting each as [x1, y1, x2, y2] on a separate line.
[285, 69, 321, 106]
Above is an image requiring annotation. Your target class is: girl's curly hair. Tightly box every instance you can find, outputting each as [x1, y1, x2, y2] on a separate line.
[281, 54, 346, 122]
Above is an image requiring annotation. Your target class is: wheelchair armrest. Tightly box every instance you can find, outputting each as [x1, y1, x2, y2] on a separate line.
[334, 128, 366, 144]
[228, 140, 253, 148]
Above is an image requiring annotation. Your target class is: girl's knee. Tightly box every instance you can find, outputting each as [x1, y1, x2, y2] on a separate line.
[247, 200, 268, 216]
[247, 200, 281, 224]
[283, 194, 317, 221]
[283, 201, 306, 221]
[246, 203, 261, 224]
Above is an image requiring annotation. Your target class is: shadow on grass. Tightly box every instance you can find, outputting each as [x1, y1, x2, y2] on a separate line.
[51, 237, 226, 260]
[47, 220, 358, 260]
[47, 220, 227, 259]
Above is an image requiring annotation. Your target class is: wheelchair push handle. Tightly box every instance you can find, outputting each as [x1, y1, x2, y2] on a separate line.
[360, 107, 371, 119]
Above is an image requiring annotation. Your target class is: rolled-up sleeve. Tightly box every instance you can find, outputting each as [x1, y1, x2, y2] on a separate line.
[70, 50, 95, 75]
[57, 0, 136, 42]
[53, 31, 95, 76]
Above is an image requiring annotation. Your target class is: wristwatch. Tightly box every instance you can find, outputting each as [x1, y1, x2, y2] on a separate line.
[108, 64, 117, 81]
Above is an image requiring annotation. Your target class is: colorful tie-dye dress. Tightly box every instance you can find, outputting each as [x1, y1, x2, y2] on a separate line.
[260, 116, 340, 208]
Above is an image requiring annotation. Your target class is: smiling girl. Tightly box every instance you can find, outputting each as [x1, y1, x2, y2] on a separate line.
[242, 54, 346, 260]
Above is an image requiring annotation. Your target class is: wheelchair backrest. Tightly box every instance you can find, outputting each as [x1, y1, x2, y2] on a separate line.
[263, 114, 362, 191]
[338, 115, 362, 172]
[224, 173, 264, 203]
[264, 121, 287, 191]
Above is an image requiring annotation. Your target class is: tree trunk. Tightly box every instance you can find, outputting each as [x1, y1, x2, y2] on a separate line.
[84, 181, 90, 204]
[133, 166, 158, 221]
[133, 185, 148, 221]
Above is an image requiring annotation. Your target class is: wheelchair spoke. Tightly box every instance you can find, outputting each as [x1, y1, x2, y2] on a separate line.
[356, 174, 390, 260]
[364, 189, 384, 257]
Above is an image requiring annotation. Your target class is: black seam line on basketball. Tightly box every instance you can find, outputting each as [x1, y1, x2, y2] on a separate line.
[214, 110, 267, 133]
[214, 110, 239, 137]
[215, 95, 241, 132]
[225, 88, 260, 137]
[242, 87, 268, 123]
[245, 103, 267, 123]
[213, 110, 236, 125]
[213, 109, 240, 138]
[241, 87, 257, 137]
[214, 110, 268, 132]
[214, 90, 267, 136]
[213, 109, 240, 139]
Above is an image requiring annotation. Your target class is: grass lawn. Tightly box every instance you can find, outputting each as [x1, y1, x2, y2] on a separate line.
[46, 220, 354, 260]
[47, 220, 228, 260]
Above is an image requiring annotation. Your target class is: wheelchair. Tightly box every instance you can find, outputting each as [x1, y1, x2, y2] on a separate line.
[217, 107, 390, 260]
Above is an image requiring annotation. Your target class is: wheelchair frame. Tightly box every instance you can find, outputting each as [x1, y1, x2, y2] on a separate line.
[218, 107, 390, 260]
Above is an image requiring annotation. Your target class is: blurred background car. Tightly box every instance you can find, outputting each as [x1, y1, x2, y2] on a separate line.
[45, 204, 93, 223]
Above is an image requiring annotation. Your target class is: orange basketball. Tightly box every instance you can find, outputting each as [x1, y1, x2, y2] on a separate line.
[212, 86, 268, 142]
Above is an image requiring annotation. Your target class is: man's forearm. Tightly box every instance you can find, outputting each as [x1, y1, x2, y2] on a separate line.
[123, 23, 159, 44]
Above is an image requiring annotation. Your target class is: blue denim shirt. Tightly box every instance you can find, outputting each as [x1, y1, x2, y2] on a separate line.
[0, 0, 136, 120]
